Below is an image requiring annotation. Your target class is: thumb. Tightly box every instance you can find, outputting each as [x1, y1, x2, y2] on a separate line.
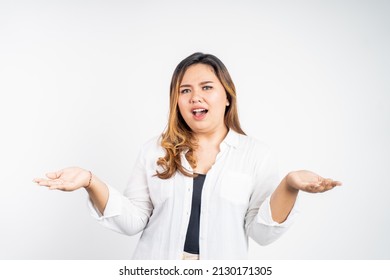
[46, 170, 63, 179]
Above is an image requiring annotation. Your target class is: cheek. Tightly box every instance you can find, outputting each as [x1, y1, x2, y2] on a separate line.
[212, 92, 228, 110]
[177, 95, 187, 115]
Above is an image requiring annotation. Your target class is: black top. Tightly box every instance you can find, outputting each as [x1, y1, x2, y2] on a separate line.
[184, 174, 206, 254]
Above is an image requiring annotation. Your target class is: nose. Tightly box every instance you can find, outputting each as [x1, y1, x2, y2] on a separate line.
[190, 98, 201, 104]
[189, 89, 203, 104]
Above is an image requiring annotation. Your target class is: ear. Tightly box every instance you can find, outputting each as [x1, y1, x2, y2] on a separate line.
[225, 95, 230, 106]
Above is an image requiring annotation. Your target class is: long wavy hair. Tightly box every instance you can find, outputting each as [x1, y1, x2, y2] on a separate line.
[156, 52, 245, 179]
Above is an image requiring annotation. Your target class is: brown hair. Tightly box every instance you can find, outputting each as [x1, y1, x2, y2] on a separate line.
[156, 52, 245, 179]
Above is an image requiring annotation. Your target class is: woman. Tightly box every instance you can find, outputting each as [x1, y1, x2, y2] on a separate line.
[34, 52, 341, 260]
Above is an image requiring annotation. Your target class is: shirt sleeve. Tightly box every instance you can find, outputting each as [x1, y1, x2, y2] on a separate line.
[245, 146, 299, 245]
[87, 146, 153, 236]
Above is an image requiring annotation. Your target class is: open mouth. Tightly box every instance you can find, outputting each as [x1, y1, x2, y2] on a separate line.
[192, 108, 208, 117]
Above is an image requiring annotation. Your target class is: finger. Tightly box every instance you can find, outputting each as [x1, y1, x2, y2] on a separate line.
[323, 178, 342, 185]
[320, 179, 342, 192]
[33, 178, 45, 184]
[303, 178, 342, 193]
[317, 175, 324, 182]
[35, 179, 65, 187]
[48, 182, 75, 191]
[319, 178, 331, 186]
[46, 170, 63, 179]
[303, 182, 321, 192]
[322, 184, 334, 192]
[33, 178, 55, 186]
[308, 180, 332, 193]
[326, 179, 342, 187]
[327, 180, 342, 191]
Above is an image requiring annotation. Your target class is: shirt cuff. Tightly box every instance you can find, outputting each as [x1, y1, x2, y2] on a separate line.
[87, 185, 124, 220]
[256, 194, 300, 227]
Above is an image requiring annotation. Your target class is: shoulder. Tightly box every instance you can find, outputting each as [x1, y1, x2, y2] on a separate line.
[141, 134, 162, 149]
[225, 131, 277, 175]
[234, 132, 277, 168]
[234, 132, 273, 157]
[138, 134, 165, 160]
[235, 133, 278, 175]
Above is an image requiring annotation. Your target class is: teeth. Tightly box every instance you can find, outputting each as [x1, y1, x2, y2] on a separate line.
[192, 109, 207, 113]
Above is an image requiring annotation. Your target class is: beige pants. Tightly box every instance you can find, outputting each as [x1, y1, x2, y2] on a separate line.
[182, 251, 200, 260]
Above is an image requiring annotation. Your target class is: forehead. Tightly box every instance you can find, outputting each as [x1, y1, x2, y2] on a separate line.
[180, 64, 217, 84]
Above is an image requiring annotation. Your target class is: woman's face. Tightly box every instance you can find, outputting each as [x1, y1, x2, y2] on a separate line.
[178, 63, 229, 135]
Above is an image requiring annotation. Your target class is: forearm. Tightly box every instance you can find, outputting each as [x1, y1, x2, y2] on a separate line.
[85, 173, 109, 215]
[270, 174, 299, 223]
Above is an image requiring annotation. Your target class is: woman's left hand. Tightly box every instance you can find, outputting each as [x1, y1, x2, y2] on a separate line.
[286, 170, 342, 193]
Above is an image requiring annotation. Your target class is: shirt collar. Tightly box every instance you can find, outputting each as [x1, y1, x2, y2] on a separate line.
[221, 129, 240, 149]
[181, 129, 241, 155]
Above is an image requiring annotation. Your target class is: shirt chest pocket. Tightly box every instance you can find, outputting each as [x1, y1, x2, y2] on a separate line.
[146, 169, 175, 206]
[219, 172, 253, 205]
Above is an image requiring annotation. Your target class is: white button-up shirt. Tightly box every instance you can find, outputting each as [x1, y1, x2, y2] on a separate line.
[88, 130, 298, 259]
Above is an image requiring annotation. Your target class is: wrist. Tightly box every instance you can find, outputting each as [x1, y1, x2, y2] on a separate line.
[84, 170, 93, 190]
[285, 172, 299, 194]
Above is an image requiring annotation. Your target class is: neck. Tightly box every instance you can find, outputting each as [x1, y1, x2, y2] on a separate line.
[194, 126, 229, 148]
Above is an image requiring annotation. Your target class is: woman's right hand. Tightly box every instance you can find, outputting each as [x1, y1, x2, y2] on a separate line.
[33, 167, 91, 192]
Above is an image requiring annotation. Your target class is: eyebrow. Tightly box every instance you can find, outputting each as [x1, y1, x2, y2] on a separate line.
[180, 81, 214, 88]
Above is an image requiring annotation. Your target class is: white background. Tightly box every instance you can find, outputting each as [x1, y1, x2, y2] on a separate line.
[0, 0, 389, 259]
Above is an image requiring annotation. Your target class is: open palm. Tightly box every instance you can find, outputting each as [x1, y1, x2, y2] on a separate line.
[33, 167, 90, 191]
[286, 170, 342, 193]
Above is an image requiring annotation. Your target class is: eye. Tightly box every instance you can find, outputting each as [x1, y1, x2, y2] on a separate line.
[202, 85, 213, 91]
[180, 88, 191, 94]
